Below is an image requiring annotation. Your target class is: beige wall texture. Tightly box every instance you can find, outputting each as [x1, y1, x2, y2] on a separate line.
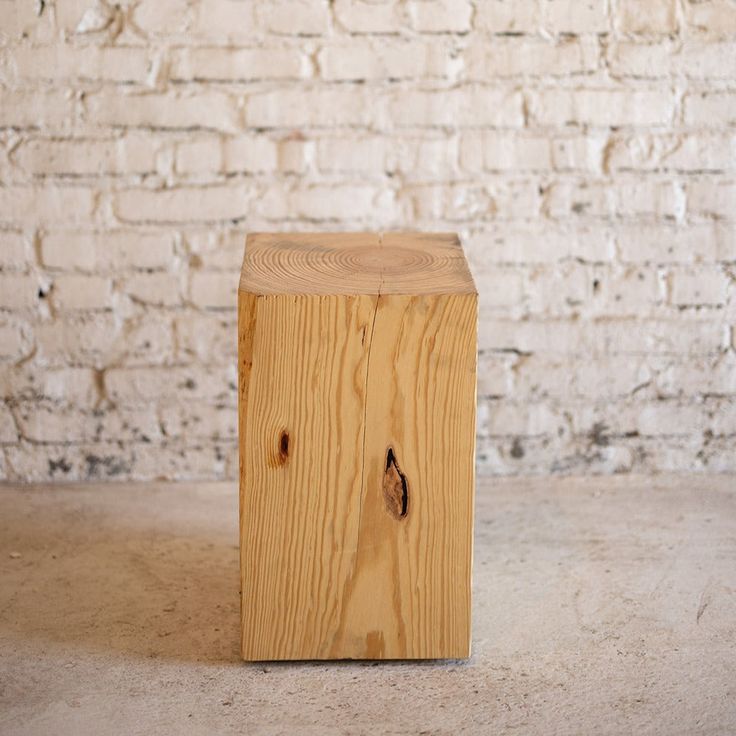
[0, 0, 735, 482]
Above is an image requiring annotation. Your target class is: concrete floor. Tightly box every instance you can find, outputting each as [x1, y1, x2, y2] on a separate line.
[0, 476, 734, 735]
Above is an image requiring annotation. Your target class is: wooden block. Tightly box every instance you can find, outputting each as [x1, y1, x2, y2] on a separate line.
[238, 232, 477, 660]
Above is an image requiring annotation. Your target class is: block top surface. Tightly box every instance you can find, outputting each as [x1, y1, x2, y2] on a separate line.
[240, 232, 476, 296]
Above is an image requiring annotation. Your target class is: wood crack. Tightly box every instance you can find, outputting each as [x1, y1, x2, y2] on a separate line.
[356, 234, 384, 541]
[356, 291, 380, 540]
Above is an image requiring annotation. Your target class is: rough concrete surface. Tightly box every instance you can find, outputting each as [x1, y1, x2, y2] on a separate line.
[1, 475, 735, 735]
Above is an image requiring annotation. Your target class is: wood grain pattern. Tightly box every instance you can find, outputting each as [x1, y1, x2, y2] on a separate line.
[240, 231, 476, 296]
[238, 232, 477, 660]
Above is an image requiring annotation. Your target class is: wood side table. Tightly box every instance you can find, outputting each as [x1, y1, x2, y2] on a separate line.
[238, 232, 477, 660]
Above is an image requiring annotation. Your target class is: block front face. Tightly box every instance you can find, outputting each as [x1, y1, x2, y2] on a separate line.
[238, 289, 477, 660]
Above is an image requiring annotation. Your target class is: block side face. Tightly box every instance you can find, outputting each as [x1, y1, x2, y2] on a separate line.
[240, 232, 475, 296]
[237, 290, 259, 660]
[337, 292, 477, 659]
[238, 292, 477, 660]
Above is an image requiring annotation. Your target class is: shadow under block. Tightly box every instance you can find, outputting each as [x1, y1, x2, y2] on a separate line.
[238, 233, 478, 660]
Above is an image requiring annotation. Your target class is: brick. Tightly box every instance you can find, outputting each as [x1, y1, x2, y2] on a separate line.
[258, 0, 329, 35]
[318, 39, 454, 81]
[189, 271, 237, 309]
[460, 132, 552, 172]
[0, 232, 28, 270]
[636, 402, 707, 436]
[105, 366, 236, 403]
[571, 357, 656, 399]
[608, 40, 675, 78]
[85, 91, 240, 132]
[246, 88, 372, 128]
[388, 87, 524, 127]
[278, 137, 314, 173]
[607, 134, 736, 173]
[32, 315, 117, 366]
[72, 0, 118, 35]
[588, 266, 662, 317]
[0, 365, 99, 405]
[481, 400, 563, 436]
[709, 400, 736, 435]
[552, 134, 608, 173]
[466, 225, 612, 265]
[545, 181, 683, 221]
[175, 138, 223, 175]
[10, 45, 150, 84]
[614, 224, 720, 263]
[317, 137, 387, 173]
[0, 0, 55, 44]
[190, 0, 258, 42]
[524, 262, 590, 316]
[670, 267, 729, 306]
[52, 275, 112, 311]
[289, 185, 395, 221]
[406, 0, 473, 33]
[15, 137, 157, 176]
[119, 319, 176, 367]
[333, 0, 403, 32]
[683, 0, 736, 39]
[465, 37, 599, 79]
[114, 185, 254, 223]
[0, 320, 30, 362]
[684, 92, 736, 127]
[515, 355, 653, 399]
[476, 271, 524, 307]
[131, 441, 234, 481]
[475, 354, 515, 397]
[407, 183, 493, 221]
[54, 0, 100, 33]
[474, 0, 540, 33]
[124, 273, 181, 307]
[479, 317, 725, 356]
[657, 353, 736, 397]
[14, 404, 99, 443]
[170, 47, 308, 81]
[159, 402, 236, 440]
[488, 181, 543, 220]
[673, 42, 736, 78]
[41, 232, 96, 271]
[175, 313, 238, 361]
[611, 41, 736, 80]
[223, 136, 278, 172]
[688, 181, 736, 219]
[0, 402, 17, 443]
[0, 187, 95, 226]
[134, 0, 191, 35]
[0, 274, 38, 310]
[188, 231, 247, 270]
[1, 442, 137, 482]
[41, 231, 174, 271]
[543, 0, 609, 34]
[616, 0, 677, 35]
[0, 89, 74, 128]
[530, 89, 674, 127]
[615, 181, 685, 220]
[390, 136, 458, 180]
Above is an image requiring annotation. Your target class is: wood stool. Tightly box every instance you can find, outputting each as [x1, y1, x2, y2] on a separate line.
[238, 232, 477, 660]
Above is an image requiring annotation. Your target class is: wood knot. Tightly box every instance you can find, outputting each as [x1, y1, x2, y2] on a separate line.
[383, 447, 408, 520]
[278, 430, 290, 464]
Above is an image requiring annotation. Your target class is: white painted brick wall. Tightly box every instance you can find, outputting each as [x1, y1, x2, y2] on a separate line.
[0, 0, 734, 481]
